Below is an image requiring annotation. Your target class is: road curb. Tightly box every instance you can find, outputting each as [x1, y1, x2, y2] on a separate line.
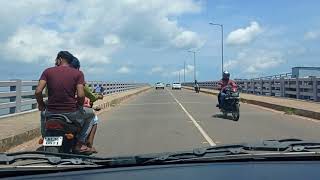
[182, 86, 320, 120]
[1, 86, 151, 152]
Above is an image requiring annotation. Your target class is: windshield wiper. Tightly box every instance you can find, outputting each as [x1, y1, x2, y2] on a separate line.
[3, 139, 320, 167]
[140, 139, 320, 164]
[0, 151, 136, 167]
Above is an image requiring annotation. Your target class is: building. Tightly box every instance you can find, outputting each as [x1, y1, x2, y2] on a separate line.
[292, 67, 320, 78]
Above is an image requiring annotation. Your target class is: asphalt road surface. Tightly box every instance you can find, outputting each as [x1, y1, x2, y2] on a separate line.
[95, 88, 320, 157]
[9, 88, 320, 156]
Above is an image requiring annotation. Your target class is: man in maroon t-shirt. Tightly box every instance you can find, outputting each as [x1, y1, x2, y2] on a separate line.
[35, 51, 95, 154]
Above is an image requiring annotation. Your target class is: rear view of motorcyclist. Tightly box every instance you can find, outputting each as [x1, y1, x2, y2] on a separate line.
[35, 51, 96, 154]
[70, 57, 103, 151]
[217, 71, 237, 108]
[194, 80, 200, 93]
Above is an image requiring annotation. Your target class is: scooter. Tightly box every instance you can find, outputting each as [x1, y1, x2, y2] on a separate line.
[41, 114, 80, 153]
[219, 86, 240, 121]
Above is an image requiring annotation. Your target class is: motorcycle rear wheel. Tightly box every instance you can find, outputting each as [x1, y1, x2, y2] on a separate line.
[222, 111, 228, 118]
[232, 104, 240, 121]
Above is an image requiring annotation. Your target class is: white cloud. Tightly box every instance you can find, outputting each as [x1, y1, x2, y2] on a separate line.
[226, 21, 262, 45]
[84, 67, 106, 75]
[224, 60, 238, 70]
[150, 66, 164, 74]
[0, 0, 203, 68]
[304, 30, 320, 40]
[172, 31, 205, 49]
[172, 64, 194, 76]
[225, 49, 284, 75]
[117, 66, 131, 74]
[3, 26, 63, 63]
[104, 34, 121, 46]
[73, 47, 111, 65]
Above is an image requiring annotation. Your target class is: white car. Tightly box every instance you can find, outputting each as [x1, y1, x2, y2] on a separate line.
[155, 82, 165, 89]
[172, 82, 182, 90]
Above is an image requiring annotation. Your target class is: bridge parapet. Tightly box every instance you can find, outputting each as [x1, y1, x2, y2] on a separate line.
[182, 77, 320, 102]
[0, 80, 149, 117]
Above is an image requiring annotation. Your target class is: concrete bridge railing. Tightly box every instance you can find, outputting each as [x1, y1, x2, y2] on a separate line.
[182, 77, 320, 102]
[0, 80, 148, 116]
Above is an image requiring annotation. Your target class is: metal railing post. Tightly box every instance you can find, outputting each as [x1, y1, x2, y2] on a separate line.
[245, 81, 249, 93]
[312, 77, 318, 102]
[268, 79, 272, 96]
[251, 80, 255, 94]
[32, 85, 37, 109]
[9, 80, 22, 113]
[260, 79, 263, 95]
[296, 78, 300, 99]
[280, 77, 285, 97]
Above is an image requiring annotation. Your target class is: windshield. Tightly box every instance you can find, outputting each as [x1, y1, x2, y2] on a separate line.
[1, 0, 320, 170]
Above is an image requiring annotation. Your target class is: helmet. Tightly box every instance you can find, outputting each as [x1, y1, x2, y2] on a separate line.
[70, 57, 80, 69]
[56, 51, 74, 63]
[222, 71, 230, 80]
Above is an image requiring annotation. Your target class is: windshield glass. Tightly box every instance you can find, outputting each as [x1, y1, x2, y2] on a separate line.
[1, 0, 320, 167]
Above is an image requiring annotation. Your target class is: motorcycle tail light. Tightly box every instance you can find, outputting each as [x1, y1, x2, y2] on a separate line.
[38, 138, 44, 144]
[45, 121, 64, 130]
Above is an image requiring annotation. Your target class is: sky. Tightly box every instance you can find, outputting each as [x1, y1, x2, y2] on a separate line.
[0, 0, 319, 83]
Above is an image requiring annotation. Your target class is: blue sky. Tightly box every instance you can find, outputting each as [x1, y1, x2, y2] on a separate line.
[0, 0, 319, 83]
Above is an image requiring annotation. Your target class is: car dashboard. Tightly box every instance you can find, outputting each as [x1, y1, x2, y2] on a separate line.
[6, 161, 320, 180]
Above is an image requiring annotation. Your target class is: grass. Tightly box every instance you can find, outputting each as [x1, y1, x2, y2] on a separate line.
[283, 107, 296, 115]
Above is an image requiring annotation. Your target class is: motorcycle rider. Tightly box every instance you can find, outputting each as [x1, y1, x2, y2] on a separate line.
[35, 51, 96, 154]
[70, 58, 103, 151]
[216, 71, 237, 108]
[194, 80, 200, 92]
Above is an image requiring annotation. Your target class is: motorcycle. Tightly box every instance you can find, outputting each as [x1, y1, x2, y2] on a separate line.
[219, 86, 240, 121]
[41, 114, 80, 153]
[194, 85, 200, 93]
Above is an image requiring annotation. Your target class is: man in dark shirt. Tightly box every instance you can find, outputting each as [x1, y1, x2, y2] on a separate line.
[35, 51, 95, 154]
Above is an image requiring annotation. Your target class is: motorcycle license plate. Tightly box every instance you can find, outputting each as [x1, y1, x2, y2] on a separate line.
[43, 136, 63, 146]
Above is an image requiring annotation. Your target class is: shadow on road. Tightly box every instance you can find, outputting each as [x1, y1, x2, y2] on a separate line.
[212, 114, 235, 121]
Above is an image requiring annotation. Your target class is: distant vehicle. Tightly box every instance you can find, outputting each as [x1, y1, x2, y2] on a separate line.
[155, 82, 165, 89]
[166, 84, 171, 87]
[172, 83, 181, 90]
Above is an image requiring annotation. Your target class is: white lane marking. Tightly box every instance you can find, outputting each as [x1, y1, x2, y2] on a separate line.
[122, 102, 176, 106]
[167, 89, 216, 146]
[123, 102, 216, 106]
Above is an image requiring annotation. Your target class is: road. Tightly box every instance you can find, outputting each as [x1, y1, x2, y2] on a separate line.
[9, 88, 320, 156]
[95, 88, 320, 157]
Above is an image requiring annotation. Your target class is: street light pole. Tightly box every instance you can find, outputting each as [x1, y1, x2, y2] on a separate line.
[183, 61, 186, 83]
[209, 23, 224, 76]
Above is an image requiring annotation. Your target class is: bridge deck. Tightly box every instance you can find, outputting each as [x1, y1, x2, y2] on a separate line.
[6, 88, 320, 156]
